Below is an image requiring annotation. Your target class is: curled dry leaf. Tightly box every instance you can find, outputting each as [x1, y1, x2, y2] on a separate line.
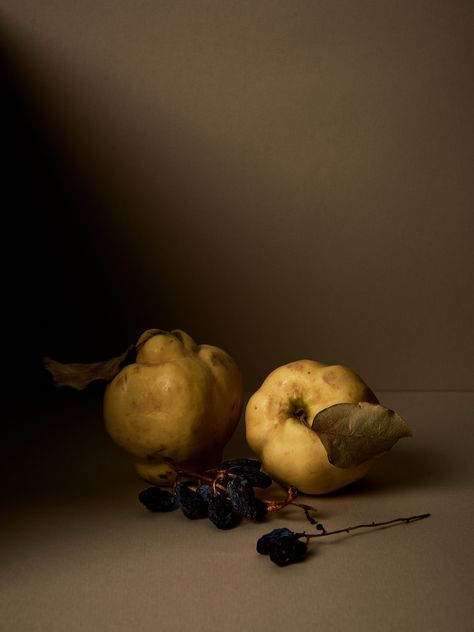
[42, 329, 167, 390]
[42, 347, 133, 390]
[311, 402, 412, 468]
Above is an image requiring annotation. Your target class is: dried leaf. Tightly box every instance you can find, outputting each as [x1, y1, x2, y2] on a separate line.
[42, 346, 133, 390]
[311, 402, 412, 468]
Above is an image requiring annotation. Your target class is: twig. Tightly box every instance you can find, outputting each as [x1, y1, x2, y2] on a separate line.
[301, 513, 431, 541]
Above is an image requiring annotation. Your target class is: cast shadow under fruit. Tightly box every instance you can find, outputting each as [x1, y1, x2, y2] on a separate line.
[325, 445, 454, 497]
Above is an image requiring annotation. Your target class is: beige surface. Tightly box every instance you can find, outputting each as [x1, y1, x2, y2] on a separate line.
[3, 1, 473, 391]
[2, 4, 473, 628]
[2, 390, 473, 631]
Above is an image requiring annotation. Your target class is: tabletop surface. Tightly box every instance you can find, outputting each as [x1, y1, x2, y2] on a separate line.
[2, 389, 473, 632]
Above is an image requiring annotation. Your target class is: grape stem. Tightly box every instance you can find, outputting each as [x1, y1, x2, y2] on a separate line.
[298, 513, 431, 541]
[173, 468, 228, 494]
[171, 465, 318, 523]
[264, 486, 318, 524]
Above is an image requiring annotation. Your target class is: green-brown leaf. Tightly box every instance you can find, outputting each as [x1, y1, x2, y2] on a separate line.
[42, 346, 133, 390]
[311, 402, 412, 468]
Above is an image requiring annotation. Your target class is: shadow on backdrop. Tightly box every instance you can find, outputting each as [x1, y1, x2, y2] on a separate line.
[1, 27, 191, 406]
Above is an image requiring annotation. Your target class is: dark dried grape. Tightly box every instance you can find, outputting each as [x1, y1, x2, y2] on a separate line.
[227, 476, 256, 518]
[250, 498, 268, 521]
[208, 494, 241, 530]
[227, 466, 273, 488]
[227, 480, 266, 520]
[268, 536, 307, 567]
[214, 472, 231, 489]
[138, 487, 176, 512]
[196, 484, 213, 504]
[219, 458, 262, 471]
[256, 528, 296, 555]
[175, 482, 208, 519]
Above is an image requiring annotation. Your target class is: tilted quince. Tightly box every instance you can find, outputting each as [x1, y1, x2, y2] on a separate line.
[245, 360, 379, 494]
[44, 329, 243, 485]
[103, 329, 244, 484]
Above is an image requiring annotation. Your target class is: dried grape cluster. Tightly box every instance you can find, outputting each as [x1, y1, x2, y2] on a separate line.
[138, 458, 302, 531]
[138, 457, 430, 567]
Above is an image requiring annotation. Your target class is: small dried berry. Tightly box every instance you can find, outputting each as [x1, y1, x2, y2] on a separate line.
[250, 498, 268, 521]
[196, 484, 213, 504]
[256, 528, 296, 555]
[175, 482, 208, 519]
[208, 494, 241, 530]
[226, 466, 273, 488]
[138, 487, 176, 512]
[214, 472, 231, 489]
[227, 476, 256, 519]
[219, 458, 262, 471]
[268, 535, 307, 567]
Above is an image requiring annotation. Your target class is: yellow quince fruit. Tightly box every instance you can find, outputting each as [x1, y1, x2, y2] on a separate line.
[245, 360, 379, 494]
[44, 329, 243, 485]
[103, 329, 244, 484]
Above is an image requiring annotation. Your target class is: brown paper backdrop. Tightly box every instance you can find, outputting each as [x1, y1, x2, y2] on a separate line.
[2, 1, 473, 396]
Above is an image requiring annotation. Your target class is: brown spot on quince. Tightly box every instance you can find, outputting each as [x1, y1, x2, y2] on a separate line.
[323, 370, 339, 386]
[287, 361, 305, 371]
